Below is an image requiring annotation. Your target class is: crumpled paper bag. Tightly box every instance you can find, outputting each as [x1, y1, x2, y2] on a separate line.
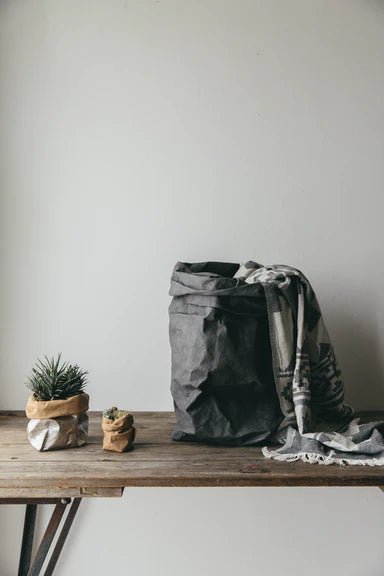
[26, 393, 89, 451]
[102, 413, 135, 453]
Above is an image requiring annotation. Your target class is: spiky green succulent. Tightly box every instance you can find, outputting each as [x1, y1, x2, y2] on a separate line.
[103, 406, 129, 421]
[27, 354, 88, 401]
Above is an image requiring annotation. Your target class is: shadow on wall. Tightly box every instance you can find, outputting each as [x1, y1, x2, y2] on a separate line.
[0, 505, 25, 575]
[326, 295, 384, 411]
[0, 504, 52, 575]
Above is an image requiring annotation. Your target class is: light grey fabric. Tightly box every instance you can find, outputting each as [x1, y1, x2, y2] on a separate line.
[235, 262, 384, 465]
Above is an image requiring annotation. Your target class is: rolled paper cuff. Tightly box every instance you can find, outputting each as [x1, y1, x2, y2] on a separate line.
[25, 393, 89, 419]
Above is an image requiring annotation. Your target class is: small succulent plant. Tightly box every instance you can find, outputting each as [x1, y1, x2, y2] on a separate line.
[27, 354, 88, 401]
[103, 406, 129, 421]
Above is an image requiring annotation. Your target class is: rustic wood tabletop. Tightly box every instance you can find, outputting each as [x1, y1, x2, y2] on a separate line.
[1, 410, 384, 498]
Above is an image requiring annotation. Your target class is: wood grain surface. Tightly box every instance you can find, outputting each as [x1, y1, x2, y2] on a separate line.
[1, 411, 384, 497]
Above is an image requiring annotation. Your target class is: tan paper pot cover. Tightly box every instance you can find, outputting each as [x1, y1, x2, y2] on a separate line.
[26, 393, 89, 419]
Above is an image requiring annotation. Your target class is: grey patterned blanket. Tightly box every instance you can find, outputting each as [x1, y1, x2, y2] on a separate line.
[234, 261, 384, 465]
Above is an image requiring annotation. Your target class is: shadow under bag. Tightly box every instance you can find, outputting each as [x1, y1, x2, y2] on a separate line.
[169, 261, 283, 445]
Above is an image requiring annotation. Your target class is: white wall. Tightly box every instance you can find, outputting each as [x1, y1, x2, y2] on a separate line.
[1, 1, 384, 574]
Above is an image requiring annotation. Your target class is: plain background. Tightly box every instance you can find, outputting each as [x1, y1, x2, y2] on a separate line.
[1, 0, 384, 574]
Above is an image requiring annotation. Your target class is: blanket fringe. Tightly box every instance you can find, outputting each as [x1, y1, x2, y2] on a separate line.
[261, 446, 384, 466]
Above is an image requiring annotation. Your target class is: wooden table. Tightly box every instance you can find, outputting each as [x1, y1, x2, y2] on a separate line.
[1, 410, 384, 575]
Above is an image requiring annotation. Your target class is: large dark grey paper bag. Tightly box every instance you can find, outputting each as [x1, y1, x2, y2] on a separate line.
[169, 262, 283, 445]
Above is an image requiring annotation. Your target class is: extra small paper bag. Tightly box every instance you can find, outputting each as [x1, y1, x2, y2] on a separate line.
[102, 413, 136, 453]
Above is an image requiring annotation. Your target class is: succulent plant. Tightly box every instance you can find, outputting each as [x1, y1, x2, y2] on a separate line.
[103, 406, 129, 421]
[27, 354, 88, 401]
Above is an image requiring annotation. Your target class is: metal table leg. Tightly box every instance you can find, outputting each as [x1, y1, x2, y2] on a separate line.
[43, 499, 82, 576]
[0, 498, 82, 576]
[26, 500, 69, 576]
[18, 504, 37, 576]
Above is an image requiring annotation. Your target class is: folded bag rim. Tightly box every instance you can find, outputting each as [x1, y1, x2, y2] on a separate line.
[25, 392, 89, 419]
[102, 414, 134, 432]
[170, 261, 266, 298]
